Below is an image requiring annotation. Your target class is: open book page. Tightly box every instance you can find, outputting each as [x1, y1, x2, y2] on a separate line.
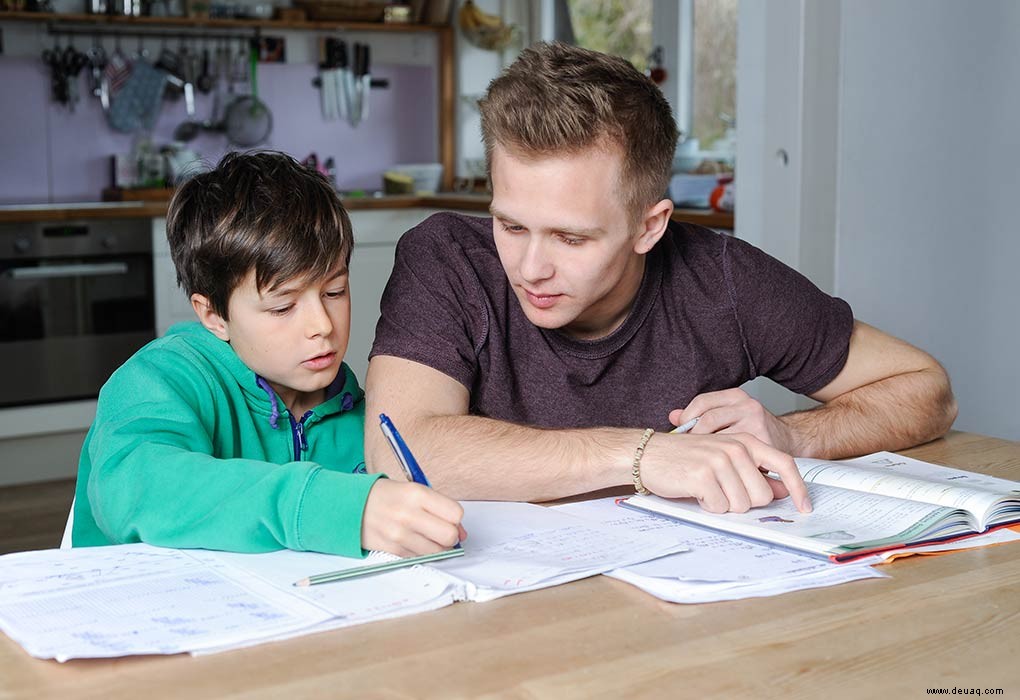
[608, 562, 885, 604]
[626, 481, 967, 556]
[188, 549, 463, 656]
[554, 498, 875, 580]
[425, 501, 689, 601]
[194, 549, 460, 621]
[796, 452, 1020, 528]
[197, 501, 690, 651]
[553, 498, 886, 603]
[0, 544, 332, 661]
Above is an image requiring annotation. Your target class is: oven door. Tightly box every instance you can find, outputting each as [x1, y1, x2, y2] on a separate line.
[0, 253, 155, 408]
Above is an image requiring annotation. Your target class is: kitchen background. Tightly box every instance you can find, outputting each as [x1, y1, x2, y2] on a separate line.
[0, 56, 438, 201]
[0, 1, 1018, 551]
[0, 18, 440, 200]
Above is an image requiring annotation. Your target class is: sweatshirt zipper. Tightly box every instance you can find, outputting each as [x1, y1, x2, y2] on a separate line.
[290, 411, 313, 461]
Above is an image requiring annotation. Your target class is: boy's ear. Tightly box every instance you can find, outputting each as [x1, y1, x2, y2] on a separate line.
[632, 198, 674, 255]
[191, 294, 230, 341]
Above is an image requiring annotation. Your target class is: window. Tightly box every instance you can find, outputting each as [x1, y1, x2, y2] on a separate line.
[563, 0, 737, 153]
[690, 0, 736, 150]
[567, 0, 653, 73]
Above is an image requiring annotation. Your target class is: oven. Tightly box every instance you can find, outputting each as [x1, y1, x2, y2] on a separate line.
[0, 219, 155, 408]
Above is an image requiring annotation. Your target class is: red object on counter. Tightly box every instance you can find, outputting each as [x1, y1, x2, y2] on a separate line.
[710, 175, 735, 212]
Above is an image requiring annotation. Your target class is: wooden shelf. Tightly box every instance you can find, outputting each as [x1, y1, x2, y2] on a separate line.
[0, 194, 734, 229]
[0, 10, 448, 33]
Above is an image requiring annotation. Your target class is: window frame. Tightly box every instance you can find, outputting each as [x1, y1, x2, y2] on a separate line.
[651, 0, 695, 138]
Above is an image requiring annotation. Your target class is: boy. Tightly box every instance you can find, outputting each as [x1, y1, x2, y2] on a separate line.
[72, 152, 465, 558]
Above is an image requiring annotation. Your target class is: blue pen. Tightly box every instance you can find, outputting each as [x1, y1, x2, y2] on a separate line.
[379, 413, 461, 549]
[381, 412, 432, 487]
[379, 413, 431, 486]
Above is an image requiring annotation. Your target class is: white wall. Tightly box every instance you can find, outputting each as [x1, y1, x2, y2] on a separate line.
[835, 1, 1020, 440]
[736, 0, 840, 416]
[738, 0, 1020, 441]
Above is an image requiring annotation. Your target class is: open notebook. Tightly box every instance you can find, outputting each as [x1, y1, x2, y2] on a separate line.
[0, 501, 686, 661]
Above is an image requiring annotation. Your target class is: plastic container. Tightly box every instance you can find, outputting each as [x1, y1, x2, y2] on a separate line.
[668, 173, 718, 208]
[388, 163, 443, 194]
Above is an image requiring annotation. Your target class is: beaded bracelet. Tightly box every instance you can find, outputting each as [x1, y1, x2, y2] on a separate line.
[632, 428, 655, 495]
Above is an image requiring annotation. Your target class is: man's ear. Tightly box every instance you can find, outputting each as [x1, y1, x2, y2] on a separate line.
[633, 198, 674, 255]
[191, 294, 230, 341]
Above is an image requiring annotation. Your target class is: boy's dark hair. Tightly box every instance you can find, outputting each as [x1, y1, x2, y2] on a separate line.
[479, 41, 679, 220]
[167, 151, 353, 320]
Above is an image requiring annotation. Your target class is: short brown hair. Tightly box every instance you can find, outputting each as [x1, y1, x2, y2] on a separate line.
[479, 42, 678, 218]
[167, 151, 353, 319]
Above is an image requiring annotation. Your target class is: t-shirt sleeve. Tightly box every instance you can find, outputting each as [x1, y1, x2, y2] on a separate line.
[370, 214, 489, 389]
[723, 235, 854, 395]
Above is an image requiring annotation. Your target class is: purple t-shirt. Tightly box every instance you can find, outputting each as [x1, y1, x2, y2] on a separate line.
[370, 213, 853, 432]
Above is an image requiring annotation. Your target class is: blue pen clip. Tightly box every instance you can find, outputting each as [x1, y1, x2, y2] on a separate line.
[379, 413, 431, 487]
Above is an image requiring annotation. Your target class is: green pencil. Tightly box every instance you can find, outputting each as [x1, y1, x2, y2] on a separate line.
[293, 548, 465, 587]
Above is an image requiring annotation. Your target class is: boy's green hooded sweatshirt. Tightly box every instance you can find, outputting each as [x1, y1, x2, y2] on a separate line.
[72, 322, 381, 558]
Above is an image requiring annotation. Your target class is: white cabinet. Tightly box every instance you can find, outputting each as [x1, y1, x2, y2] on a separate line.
[152, 208, 448, 382]
[344, 208, 438, 380]
[152, 218, 195, 337]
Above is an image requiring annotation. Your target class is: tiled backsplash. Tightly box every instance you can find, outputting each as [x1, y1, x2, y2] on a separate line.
[0, 57, 437, 203]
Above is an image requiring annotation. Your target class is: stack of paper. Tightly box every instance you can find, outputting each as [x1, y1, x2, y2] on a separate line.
[0, 501, 686, 661]
[4, 493, 1012, 662]
[0, 545, 333, 661]
[554, 498, 887, 603]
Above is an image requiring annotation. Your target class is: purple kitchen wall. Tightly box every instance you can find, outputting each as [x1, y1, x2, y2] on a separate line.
[0, 57, 437, 203]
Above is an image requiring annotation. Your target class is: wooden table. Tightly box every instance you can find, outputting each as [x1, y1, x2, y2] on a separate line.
[1, 431, 1017, 699]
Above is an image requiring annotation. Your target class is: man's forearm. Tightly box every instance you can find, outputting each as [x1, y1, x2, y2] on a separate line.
[781, 366, 958, 459]
[368, 414, 638, 501]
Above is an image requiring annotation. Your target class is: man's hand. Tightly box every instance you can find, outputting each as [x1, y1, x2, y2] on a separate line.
[638, 431, 812, 514]
[361, 480, 468, 557]
[669, 388, 797, 454]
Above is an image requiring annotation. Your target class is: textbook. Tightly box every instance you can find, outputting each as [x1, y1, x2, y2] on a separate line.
[621, 451, 1020, 562]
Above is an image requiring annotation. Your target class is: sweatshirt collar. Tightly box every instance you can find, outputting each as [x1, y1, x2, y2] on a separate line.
[253, 365, 361, 429]
[163, 324, 362, 429]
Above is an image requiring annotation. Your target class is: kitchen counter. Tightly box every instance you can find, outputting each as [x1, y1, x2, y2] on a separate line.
[0, 195, 734, 229]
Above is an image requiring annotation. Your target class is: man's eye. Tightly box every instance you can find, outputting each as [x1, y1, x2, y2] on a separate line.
[500, 222, 525, 233]
[559, 235, 584, 246]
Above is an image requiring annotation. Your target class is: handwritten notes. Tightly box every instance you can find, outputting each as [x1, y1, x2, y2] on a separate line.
[0, 545, 330, 660]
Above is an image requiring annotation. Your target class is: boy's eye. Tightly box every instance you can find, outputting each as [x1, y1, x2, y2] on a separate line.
[324, 288, 347, 299]
[268, 305, 293, 316]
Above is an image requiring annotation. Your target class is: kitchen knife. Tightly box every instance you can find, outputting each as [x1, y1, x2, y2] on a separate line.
[360, 43, 371, 121]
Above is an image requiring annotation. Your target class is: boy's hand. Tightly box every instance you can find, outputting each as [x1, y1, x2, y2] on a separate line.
[362, 479, 467, 557]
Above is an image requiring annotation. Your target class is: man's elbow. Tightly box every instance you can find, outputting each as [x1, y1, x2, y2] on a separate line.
[925, 364, 958, 440]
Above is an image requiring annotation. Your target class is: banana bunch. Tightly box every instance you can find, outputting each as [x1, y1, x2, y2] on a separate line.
[458, 0, 518, 52]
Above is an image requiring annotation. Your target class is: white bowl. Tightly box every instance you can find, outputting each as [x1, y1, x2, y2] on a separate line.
[390, 163, 444, 194]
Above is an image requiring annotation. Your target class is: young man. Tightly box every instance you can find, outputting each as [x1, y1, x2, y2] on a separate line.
[366, 43, 956, 512]
[73, 152, 465, 557]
